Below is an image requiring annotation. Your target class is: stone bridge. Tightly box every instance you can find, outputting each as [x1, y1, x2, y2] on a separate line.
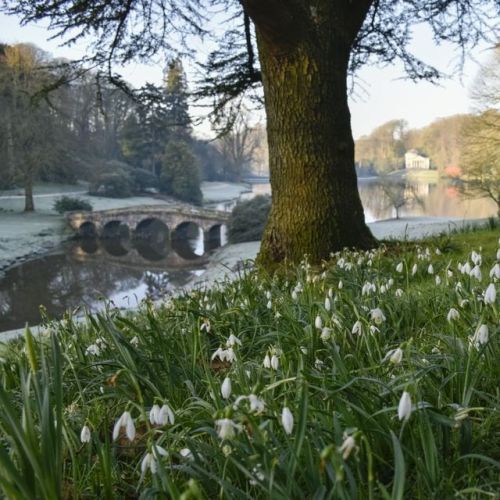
[66, 205, 230, 250]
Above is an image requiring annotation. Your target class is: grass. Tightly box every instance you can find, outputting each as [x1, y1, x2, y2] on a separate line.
[0, 227, 498, 498]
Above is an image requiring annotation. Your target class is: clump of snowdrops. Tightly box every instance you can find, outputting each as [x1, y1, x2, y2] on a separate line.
[0, 228, 498, 499]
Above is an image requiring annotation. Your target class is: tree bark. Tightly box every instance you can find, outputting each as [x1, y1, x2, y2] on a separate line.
[245, 1, 376, 266]
[24, 174, 34, 212]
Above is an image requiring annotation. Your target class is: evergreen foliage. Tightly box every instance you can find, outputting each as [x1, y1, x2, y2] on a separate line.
[228, 195, 271, 243]
[53, 196, 93, 213]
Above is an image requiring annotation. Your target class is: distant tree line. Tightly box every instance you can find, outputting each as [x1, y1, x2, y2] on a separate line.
[0, 42, 266, 210]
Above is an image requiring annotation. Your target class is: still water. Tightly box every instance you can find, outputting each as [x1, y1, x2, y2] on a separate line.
[0, 178, 496, 332]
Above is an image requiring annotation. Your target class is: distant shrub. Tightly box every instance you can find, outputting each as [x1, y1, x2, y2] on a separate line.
[130, 167, 159, 192]
[228, 195, 271, 243]
[89, 172, 133, 198]
[54, 196, 93, 214]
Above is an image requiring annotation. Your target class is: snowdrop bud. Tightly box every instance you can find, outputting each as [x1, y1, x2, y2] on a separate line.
[263, 354, 271, 368]
[412, 264, 418, 276]
[149, 404, 161, 425]
[125, 414, 136, 441]
[80, 425, 91, 444]
[435, 275, 441, 285]
[427, 264, 434, 275]
[484, 283, 496, 305]
[447, 308, 460, 322]
[267, 300, 272, 310]
[281, 407, 294, 435]
[435, 248, 442, 255]
[315, 315, 323, 329]
[270, 355, 279, 370]
[266, 290, 272, 299]
[396, 262, 404, 273]
[490, 263, 500, 280]
[141, 453, 154, 475]
[398, 391, 412, 421]
[324, 297, 331, 311]
[221, 377, 232, 399]
[338, 435, 356, 460]
[471, 324, 489, 349]
[328, 288, 333, 298]
[291, 290, 298, 301]
[370, 308, 386, 325]
[338, 280, 343, 289]
[470, 265, 481, 281]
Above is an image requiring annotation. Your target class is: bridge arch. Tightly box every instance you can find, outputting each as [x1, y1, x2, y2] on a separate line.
[102, 220, 130, 240]
[205, 223, 224, 251]
[171, 221, 204, 260]
[78, 221, 98, 238]
[134, 218, 169, 245]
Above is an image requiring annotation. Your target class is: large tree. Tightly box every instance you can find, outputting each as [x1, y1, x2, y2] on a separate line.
[4, 1, 498, 263]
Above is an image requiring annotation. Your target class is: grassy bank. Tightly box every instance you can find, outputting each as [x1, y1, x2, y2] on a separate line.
[0, 227, 498, 498]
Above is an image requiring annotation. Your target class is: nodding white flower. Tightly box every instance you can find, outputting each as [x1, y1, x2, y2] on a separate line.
[266, 290, 272, 300]
[435, 275, 441, 285]
[338, 280, 343, 290]
[267, 300, 272, 310]
[352, 320, 363, 335]
[248, 394, 266, 414]
[158, 404, 175, 425]
[200, 319, 211, 332]
[396, 262, 404, 273]
[315, 315, 323, 329]
[435, 248, 442, 255]
[470, 324, 489, 349]
[470, 265, 482, 281]
[300, 346, 308, 355]
[263, 354, 271, 368]
[362, 282, 376, 296]
[490, 263, 500, 280]
[395, 288, 404, 298]
[221, 377, 232, 399]
[398, 391, 412, 421]
[85, 344, 100, 356]
[447, 308, 460, 322]
[462, 262, 471, 275]
[212, 347, 236, 363]
[447, 270, 453, 278]
[149, 404, 161, 425]
[412, 264, 418, 276]
[270, 354, 279, 370]
[328, 288, 334, 298]
[484, 283, 496, 305]
[338, 435, 356, 460]
[471, 251, 481, 265]
[112, 411, 135, 442]
[130, 336, 140, 347]
[370, 308, 386, 325]
[388, 278, 394, 287]
[380, 285, 387, 294]
[281, 407, 294, 435]
[324, 297, 331, 311]
[291, 290, 299, 301]
[141, 446, 168, 475]
[427, 264, 434, 275]
[179, 448, 194, 461]
[320, 327, 332, 342]
[369, 325, 380, 334]
[226, 334, 242, 347]
[80, 425, 91, 443]
[384, 348, 403, 365]
[215, 418, 242, 440]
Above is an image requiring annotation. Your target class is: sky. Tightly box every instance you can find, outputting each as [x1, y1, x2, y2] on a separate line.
[0, 11, 495, 139]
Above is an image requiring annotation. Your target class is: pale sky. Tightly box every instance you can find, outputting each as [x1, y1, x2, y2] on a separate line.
[0, 12, 495, 139]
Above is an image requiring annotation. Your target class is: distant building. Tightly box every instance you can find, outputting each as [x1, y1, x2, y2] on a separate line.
[405, 150, 430, 170]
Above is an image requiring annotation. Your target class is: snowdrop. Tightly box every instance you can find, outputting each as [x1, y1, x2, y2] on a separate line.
[489, 263, 500, 280]
[370, 308, 386, 325]
[267, 300, 272, 309]
[226, 334, 242, 347]
[324, 297, 331, 311]
[338, 280, 343, 289]
[320, 327, 332, 342]
[156, 404, 175, 426]
[140, 446, 168, 475]
[398, 391, 412, 421]
[471, 250, 482, 265]
[369, 325, 380, 334]
[396, 262, 404, 273]
[412, 264, 418, 276]
[270, 354, 279, 370]
[281, 407, 294, 435]
[338, 435, 356, 460]
[315, 315, 323, 329]
[470, 265, 482, 281]
[427, 264, 434, 275]
[395, 288, 404, 298]
[470, 324, 489, 349]
[80, 425, 91, 444]
[435, 275, 441, 285]
[461, 262, 471, 275]
[234, 394, 266, 414]
[352, 320, 363, 335]
[212, 347, 236, 363]
[179, 448, 194, 461]
[112, 411, 135, 442]
[85, 344, 101, 356]
[484, 283, 496, 304]
[221, 377, 232, 399]
[447, 308, 460, 322]
[149, 404, 161, 425]
[384, 348, 403, 365]
[215, 418, 242, 440]
[291, 290, 299, 301]
[130, 336, 140, 347]
[263, 354, 271, 368]
[200, 319, 211, 332]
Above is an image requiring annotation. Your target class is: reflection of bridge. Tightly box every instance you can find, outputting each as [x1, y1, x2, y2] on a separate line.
[66, 205, 230, 249]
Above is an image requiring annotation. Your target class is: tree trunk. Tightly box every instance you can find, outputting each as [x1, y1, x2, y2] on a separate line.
[248, 3, 376, 266]
[24, 174, 34, 212]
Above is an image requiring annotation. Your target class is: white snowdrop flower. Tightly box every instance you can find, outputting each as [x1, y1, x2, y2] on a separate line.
[469, 265, 482, 281]
[85, 344, 100, 356]
[462, 262, 471, 275]
[263, 354, 271, 368]
[370, 308, 386, 325]
[200, 319, 211, 332]
[395, 288, 404, 298]
[291, 290, 298, 301]
[352, 320, 363, 335]
[275, 311, 282, 319]
[384, 348, 403, 365]
[471, 251, 481, 265]
[141, 453, 155, 475]
[368, 325, 379, 335]
[455, 281, 463, 291]
[149, 404, 161, 425]
[281, 407, 294, 435]
[328, 288, 334, 298]
[459, 299, 469, 308]
[112, 411, 135, 442]
[338, 435, 356, 460]
[447, 308, 460, 322]
[221, 377, 232, 399]
[484, 283, 496, 305]
[398, 391, 412, 421]
[497, 248, 500, 260]
[447, 270, 453, 278]
[215, 418, 242, 440]
[225, 347, 236, 363]
[179, 448, 194, 461]
[338, 280, 343, 289]
[471, 324, 489, 349]
[315, 358, 324, 370]
[158, 404, 175, 426]
[489, 263, 500, 280]
[427, 264, 434, 275]
[380, 285, 387, 294]
[266, 300, 272, 310]
[226, 334, 242, 347]
[324, 297, 331, 311]
[270, 354, 279, 370]
[435, 275, 441, 285]
[130, 336, 140, 347]
[80, 425, 91, 444]
[300, 346, 308, 355]
[366, 259, 373, 267]
[320, 327, 332, 342]
[435, 248, 442, 255]
[266, 290, 272, 299]
[458, 262, 463, 272]
[396, 262, 404, 273]
[412, 264, 418, 276]
[248, 394, 266, 414]
[388, 278, 394, 287]
[315, 315, 323, 329]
